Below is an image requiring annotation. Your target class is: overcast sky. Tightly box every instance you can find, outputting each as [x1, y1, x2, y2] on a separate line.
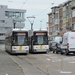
[0, 0, 68, 30]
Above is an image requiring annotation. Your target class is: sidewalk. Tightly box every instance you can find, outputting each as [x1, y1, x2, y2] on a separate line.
[0, 45, 25, 75]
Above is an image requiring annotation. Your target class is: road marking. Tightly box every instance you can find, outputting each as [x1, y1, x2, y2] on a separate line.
[50, 57, 58, 58]
[47, 58, 51, 61]
[47, 58, 61, 62]
[69, 62, 75, 63]
[52, 59, 61, 62]
[63, 57, 75, 61]
[42, 54, 52, 57]
[60, 71, 71, 74]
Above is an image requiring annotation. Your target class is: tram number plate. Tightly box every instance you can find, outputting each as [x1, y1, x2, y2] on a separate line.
[40, 45, 43, 50]
[19, 46, 22, 50]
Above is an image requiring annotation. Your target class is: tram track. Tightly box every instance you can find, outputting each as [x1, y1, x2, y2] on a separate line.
[1, 47, 74, 75]
[14, 54, 64, 75]
[15, 54, 48, 75]
[15, 54, 60, 74]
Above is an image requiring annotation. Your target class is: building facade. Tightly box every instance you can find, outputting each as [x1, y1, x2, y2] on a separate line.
[0, 5, 26, 41]
[47, 13, 53, 40]
[71, 0, 75, 30]
[47, 0, 74, 40]
[51, 6, 60, 40]
[62, 0, 72, 31]
[59, 4, 64, 36]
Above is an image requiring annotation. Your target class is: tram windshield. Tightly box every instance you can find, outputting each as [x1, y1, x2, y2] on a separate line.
[12, 32, 28, 46]
[33, 32, 48, 45]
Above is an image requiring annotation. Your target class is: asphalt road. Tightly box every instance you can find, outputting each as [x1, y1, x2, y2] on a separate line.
[0, 43, 75, 75]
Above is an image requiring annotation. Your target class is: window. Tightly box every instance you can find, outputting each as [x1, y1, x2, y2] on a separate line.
[55, 19, 59, 24]
[5, 11, 25, 19]
[0, 33, 5, 36]
[12, 32, 28, 46]
[50, 18, 52, 23]
[63, 11, 66, 18]
[72, 10, 75, 17]
[0, 20, 5, 23]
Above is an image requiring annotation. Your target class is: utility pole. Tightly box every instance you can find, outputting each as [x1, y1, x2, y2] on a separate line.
[13, 20, 16, 28]
[40, 20, 42, 30]
[14, 22, 16, 28]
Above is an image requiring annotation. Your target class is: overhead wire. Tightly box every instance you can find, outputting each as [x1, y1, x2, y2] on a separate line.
[0, 0, 25, 3]
[20, 0, 28, 9]
[34, 0, 56, 17]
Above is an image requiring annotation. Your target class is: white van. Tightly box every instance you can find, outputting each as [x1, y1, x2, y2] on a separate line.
[61, 32, 75, 55]
[54, 36, 62, 44]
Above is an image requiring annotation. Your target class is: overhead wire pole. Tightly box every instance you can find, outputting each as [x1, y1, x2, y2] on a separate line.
[27, 16, 35, 30]
[40, 19, 44, 30]
[40, 20, 42, 30]
[33, 1, 55, 31]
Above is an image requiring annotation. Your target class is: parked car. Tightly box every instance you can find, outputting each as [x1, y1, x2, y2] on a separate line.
[49, 41, 57, 52]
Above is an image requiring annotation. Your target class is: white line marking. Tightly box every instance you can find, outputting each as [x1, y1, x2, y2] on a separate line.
[47, 58, 51, 61]
[60, 71, 72, 74]
[63, 57, 75, 61]
[52, 59, 61, 62]
[69, 62, 75, 63]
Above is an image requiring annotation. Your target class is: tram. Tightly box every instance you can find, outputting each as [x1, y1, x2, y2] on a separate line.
[5, 28, 29, 54]
[28, 29, 49, 53]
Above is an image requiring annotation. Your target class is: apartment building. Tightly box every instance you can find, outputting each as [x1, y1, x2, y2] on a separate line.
[59, 4, 64, 36]
[51, 6, 60, 40]
[71, 0, 75, 30]
[47, 0, 74, 40]
[0, 5, 26, 41]
[62, 0, 72, 32]
[47, 13, 53, 40]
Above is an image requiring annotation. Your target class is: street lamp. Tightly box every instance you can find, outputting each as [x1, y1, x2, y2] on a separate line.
[27, 16, 35, 30]
[40, 20, 42, 30]
[40, 19, 44, 30]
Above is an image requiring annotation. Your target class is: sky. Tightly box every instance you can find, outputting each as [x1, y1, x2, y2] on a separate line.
[0, 0, 68, 30]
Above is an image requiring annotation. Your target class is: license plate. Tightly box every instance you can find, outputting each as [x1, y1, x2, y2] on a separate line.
[40, 45, 43, 50]
[19, 46, 22, 50]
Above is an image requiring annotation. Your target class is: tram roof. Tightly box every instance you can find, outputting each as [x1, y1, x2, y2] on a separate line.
[33, 29, 47, 31]
[12, 28, 28, 31]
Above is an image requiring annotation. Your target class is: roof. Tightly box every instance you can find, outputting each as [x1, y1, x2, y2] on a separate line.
[12, 28, 28, 31]
[64, 31, 75, 35]
[33, 29, 47, 31]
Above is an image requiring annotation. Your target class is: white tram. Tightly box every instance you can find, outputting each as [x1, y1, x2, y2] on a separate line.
[5, 28, 29, 54]
[28, 29, 49, 53]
